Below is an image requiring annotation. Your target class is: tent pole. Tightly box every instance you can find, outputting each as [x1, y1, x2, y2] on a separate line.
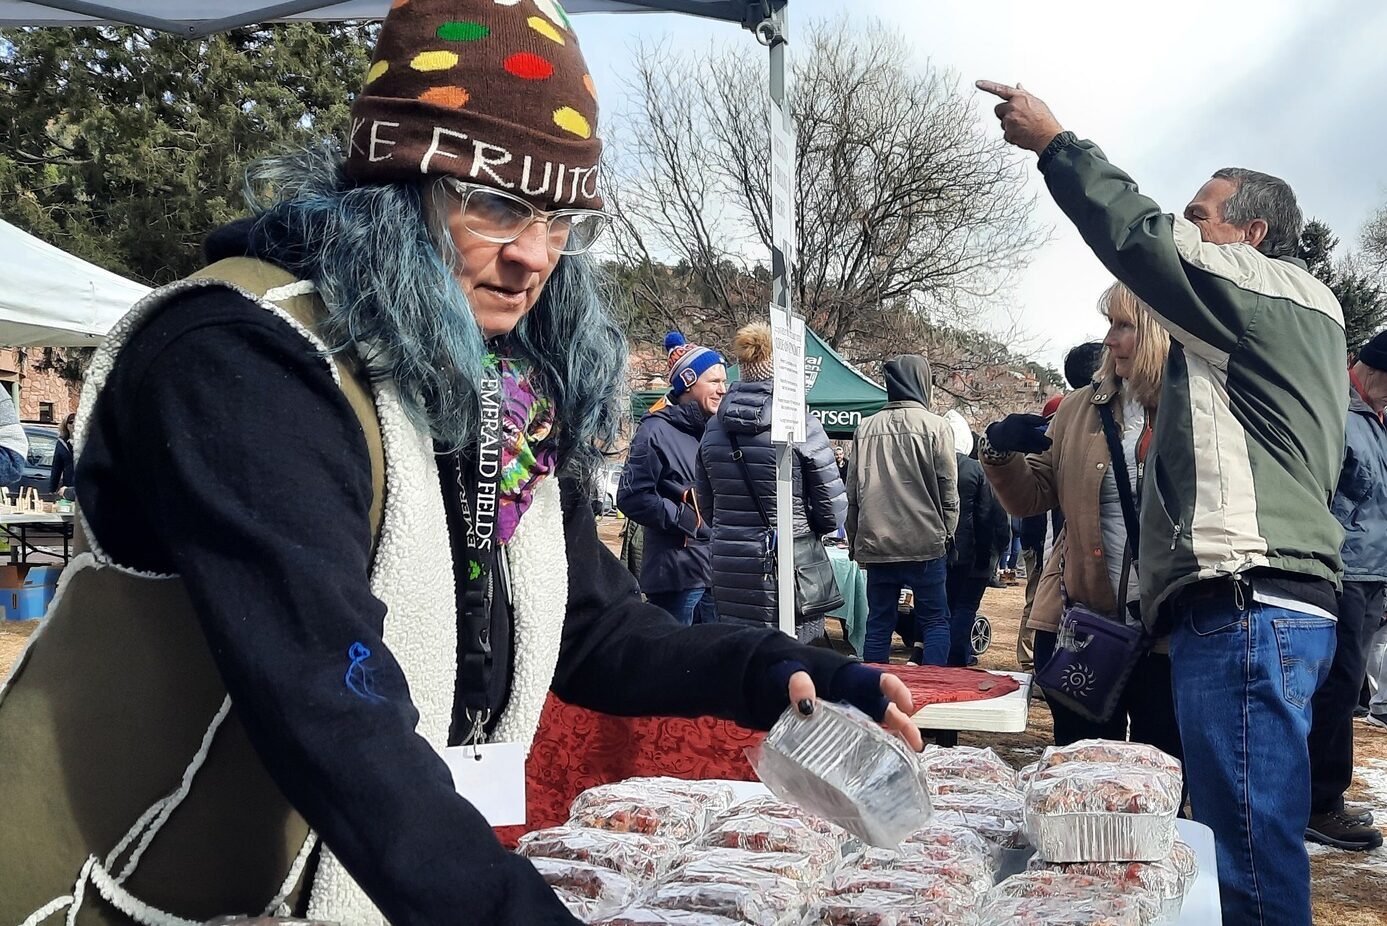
[760, 6, 797, 641]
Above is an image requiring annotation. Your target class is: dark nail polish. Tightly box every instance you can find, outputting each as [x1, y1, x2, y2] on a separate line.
[797, 699, 814, 716]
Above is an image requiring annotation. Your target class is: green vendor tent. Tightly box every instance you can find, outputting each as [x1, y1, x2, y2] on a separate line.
[632, 326, 887, 437]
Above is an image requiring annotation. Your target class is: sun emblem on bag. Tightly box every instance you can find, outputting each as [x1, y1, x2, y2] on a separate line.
[1061, 662, 1096, 697]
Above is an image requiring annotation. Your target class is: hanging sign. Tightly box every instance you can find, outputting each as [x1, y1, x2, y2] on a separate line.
[770, 305, 807, 444]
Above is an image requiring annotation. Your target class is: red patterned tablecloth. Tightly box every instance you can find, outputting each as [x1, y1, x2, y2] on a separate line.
[494, 665, 1019, 847]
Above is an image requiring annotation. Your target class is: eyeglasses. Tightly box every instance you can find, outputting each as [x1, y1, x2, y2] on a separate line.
[443, 179, 610, 255]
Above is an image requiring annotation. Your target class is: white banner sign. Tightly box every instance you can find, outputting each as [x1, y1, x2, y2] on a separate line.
[769, 97, 798, 269]
[770, 305, 806, 444]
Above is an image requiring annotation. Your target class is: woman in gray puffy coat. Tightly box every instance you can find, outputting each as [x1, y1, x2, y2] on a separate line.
[696, 322, 846, 641]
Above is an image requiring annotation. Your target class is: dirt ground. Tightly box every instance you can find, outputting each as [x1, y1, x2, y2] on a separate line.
[593, 516, 1386, 925]
[3, 523, 1383, 923]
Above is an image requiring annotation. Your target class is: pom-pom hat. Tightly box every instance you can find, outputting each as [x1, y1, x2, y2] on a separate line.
[345, 0, 604, 210]
[665, 332, 724, 399]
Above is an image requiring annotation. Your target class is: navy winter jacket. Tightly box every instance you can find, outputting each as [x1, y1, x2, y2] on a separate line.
[1333, 385, 1387, 583]
[617, 401, 713, 594]
[695, 380, 845, 624]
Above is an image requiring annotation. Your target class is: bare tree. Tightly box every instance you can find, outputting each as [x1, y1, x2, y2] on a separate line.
[606, 17, 1045, 358]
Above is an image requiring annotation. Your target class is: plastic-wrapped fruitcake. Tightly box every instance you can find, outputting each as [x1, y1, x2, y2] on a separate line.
[593, 909, 741, 926]
[807, 889, 979, 926]
[698, 810, 841, 870]
[1036, 739, 1182, 779]
[988, 870, 1161, 922]
[1023, 762, 1180, 862]
[568, 778, 734, 841]
[918, 745, 1018, 788]
[930, 791, 1029, 850]
[529, 857, 639, 923]
[517, 825, 677, 882]
[977, 893, 1144, 926]
[643, 878, 805, 926]
[666, 846, 826, 884]
[1027, 838, 1198, 918]
[827, 866, 979, 907]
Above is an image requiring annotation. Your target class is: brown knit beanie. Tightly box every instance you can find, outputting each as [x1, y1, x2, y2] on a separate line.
[345, 0, 603, 210]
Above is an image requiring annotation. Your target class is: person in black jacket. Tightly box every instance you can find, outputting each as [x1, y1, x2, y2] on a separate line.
[0, 4, 924, 923]
[618, 333, 727, 624]
[945, 421, 1009, 666]
[697, 323, 846, 642]
[46, 412, 76, 499]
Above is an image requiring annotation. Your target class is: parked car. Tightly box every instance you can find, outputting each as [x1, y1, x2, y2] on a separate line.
[11, 424, 59, 496]
[591, 461, 622, 517]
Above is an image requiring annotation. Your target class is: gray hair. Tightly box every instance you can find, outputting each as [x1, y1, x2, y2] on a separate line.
[1211, 167, 1303, 259]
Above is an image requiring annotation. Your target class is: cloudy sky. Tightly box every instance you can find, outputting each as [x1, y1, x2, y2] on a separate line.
[571, 0, 1387, 368]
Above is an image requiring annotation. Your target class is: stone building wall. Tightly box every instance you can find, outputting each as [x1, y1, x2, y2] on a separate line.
[0, 347, 84, 424]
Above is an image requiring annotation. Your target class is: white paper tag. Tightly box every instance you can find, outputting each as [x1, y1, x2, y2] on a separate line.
[442, 742, 527, 827]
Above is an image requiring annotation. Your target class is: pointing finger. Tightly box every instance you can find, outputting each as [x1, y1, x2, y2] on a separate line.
[975, 79, 1020, 100]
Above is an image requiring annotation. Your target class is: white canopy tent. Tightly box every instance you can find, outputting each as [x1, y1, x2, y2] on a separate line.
[0, 0, 776, 34]
[0, 220, 150, 347]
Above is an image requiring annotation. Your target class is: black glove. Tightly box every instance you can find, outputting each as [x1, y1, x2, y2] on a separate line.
[985, 413, 1052, 454]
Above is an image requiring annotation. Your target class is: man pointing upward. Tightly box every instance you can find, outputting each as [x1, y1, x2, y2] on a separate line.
[977, 80, 1349, 926]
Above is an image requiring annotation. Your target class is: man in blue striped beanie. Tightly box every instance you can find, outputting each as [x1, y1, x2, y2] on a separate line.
[617, 332, 727, 624]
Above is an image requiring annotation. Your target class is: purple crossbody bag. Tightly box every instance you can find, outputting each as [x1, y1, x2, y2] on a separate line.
[1034, 402, 1151, 724]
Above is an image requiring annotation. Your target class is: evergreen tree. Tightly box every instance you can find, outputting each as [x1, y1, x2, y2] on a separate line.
[0, 24, 376, 285]
[1297, 218, 1387, 356]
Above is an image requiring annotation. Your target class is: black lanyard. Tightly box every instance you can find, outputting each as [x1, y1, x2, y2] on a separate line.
[456, 359, 505, 727]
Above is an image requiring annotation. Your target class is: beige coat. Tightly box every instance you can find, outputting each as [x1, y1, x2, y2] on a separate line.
[983, 375, 1137, 635]
[846, 401, 959, 565]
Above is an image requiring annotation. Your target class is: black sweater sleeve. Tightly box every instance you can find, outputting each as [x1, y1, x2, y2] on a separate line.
[551, 479, 853, 731]
[80, 290, 576, 925]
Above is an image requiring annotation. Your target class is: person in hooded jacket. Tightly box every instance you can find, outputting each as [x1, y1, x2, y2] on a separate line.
[618, 333, 727, 625]
[947, 427, 1010, 667]
[847, 355, 959, 665]
[696, 322, 845, 643]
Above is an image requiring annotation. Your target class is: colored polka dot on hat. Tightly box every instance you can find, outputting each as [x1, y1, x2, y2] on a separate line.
[553, 106, 590, 139]
[527, 15, 565, 44]
[365, 60, 389, 85]
[505, 52, 554, 80]
[412, 50, 459, 72]
[420, 86, 470, 108]
[437, 21, 491, 41]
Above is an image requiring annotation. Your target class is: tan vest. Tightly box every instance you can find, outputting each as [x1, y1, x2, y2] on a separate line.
[0, 259, 570, 925]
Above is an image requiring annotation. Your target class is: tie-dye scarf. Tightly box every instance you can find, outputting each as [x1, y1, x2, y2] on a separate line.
[495, 355, 557, 544]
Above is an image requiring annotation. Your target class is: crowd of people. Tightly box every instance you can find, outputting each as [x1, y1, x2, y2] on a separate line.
[1, 2, 1382, 923]
[619, 78, 1387, 926]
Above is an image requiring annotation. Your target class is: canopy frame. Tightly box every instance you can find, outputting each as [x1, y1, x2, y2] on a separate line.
[2, 0, 785, 36]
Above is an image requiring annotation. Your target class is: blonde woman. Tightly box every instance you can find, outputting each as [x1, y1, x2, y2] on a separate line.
[980, 282, 1179, 756]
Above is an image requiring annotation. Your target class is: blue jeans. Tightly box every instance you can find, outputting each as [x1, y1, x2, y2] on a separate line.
[1170, 592, 1335, 926]
[945, 568, 987, 667]
[646, 588, 716, 627]
[864, 559, 949, 665]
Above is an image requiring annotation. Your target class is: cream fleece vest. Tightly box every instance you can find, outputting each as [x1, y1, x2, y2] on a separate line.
[0, 261, 570, 925]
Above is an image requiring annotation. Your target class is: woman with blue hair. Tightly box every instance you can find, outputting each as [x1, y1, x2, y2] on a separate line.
[0, 1, 919, 924]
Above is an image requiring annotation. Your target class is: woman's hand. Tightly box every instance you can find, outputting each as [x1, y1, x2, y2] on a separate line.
[788, 668, 924, 752]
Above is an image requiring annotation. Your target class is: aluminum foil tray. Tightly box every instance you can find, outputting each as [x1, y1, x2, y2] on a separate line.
[748, 701, 931, 848]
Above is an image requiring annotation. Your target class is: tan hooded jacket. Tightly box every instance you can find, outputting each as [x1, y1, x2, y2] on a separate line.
[845, 356, 959, 565]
